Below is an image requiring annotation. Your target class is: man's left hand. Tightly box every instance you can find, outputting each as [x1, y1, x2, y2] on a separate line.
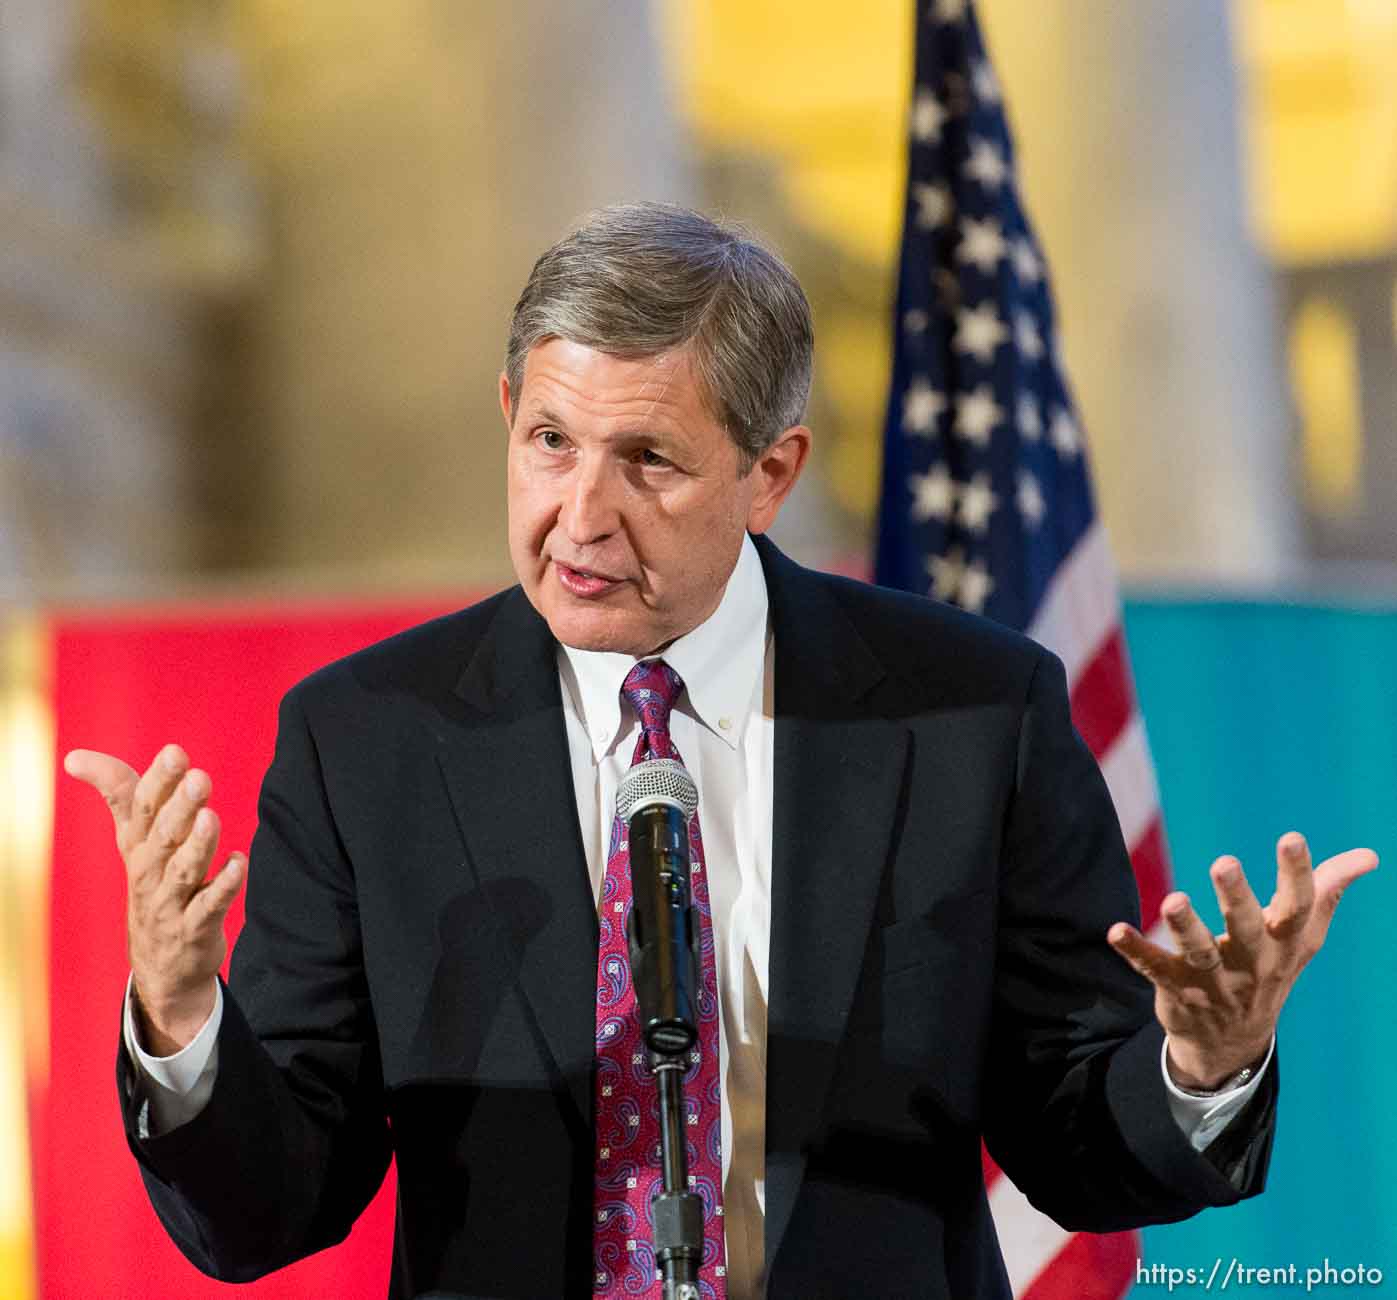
[1107, 832, 1377, 1090]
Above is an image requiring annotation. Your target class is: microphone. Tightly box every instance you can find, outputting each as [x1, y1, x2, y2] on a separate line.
[617, 758, 701, 1057]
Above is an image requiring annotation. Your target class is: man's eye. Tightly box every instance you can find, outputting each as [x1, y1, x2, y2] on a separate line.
[636, 449, 669, 468]
[537, 430, 567, 451]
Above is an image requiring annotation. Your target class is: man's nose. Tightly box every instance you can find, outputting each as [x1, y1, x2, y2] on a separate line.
[561, 457, 621, 544]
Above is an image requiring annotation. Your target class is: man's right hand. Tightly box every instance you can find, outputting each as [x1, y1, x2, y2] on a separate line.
[65, 743, 246, 1057]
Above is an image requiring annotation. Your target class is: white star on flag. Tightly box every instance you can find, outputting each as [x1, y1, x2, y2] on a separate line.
[957, 557, 995, 612]
[954, 302, 1008, 364]
[1016, 470, 1046, 528]
[911, 181, 952, 231]
[926, 546, 966, 600]
[1012, 237, 1042, 283]
[908, 464, 956, 522]
[911, 89, 949, 144]
[964, 137, 1008, 189]
[1014, 310, 1044, 359]
[1050, 407, 1081, 457]
[903, 308, 929, 334]
[932, 0, 968, 23]
[1016, 393, 1042, 441]
[954, 385, 1002, 446]
[902, 378, 946, 436]
[929, 547, 995, 612]
[956, 471, 999, 533]
[956, 216, 1007, 274]
[972, 58, 1001, 103]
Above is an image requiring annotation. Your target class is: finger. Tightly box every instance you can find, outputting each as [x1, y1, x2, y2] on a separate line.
[63, 749, 140, 826]
[1265, 832, 1314, 940]
[1209, 855, 1265, 961]
[162, 806, 221, 898]
[186, 854, 246, 933]
[126, 745, 191, 849]
[1107, 921, 1183, 987]
[146, 768, 212, 871]
[1159, 891, 1224, 974]
[1303, 847, 1379, 957]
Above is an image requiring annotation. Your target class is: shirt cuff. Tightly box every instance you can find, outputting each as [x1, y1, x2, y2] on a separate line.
[1161, 1035, 1275, 1152]
[122, 974, 222, 1138]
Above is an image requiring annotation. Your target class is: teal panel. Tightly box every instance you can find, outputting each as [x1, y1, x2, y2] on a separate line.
[1120, 600, 1397, 1296]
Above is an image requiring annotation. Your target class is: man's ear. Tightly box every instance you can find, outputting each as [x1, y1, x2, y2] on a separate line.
[745, 425, 812, 535]
[498, 371, 514, 430]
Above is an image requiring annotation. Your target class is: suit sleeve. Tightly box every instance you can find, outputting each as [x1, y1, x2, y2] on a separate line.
[979, 648, 1276, 1231]
[116, 683, 393, 1281]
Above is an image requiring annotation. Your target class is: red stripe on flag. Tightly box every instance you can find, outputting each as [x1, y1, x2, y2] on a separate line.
[1068, 627, 1134, 760]
[1129, 816, 1172, 930]
[1021, 1225, 1140, 1300]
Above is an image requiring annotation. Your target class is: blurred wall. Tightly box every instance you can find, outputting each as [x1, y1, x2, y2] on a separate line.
[975, 0, 1300, 584]
[4, 0, 1394, 597]
[0, 0, 696, 600]
[209, 0, 695, 590]
[0, 0, 244, 603]
[1235, 0, 1397, 569]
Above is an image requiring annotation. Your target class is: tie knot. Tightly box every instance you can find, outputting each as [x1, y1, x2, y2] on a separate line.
[621, 659, 684, 758]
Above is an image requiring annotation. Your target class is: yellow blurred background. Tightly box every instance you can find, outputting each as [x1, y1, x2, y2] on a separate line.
[4, 1, 1397, 1294]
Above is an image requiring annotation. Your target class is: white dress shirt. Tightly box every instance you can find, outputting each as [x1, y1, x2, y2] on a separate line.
[125, 533, 1267, 1299]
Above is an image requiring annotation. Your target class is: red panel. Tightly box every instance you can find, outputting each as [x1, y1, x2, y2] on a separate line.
[38, 594, 484, 1300]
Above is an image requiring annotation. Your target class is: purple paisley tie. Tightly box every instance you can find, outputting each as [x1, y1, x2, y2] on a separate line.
[592, 659, 726, 1297]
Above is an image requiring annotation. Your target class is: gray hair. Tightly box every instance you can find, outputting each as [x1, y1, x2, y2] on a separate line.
[505, 203, 813, 471]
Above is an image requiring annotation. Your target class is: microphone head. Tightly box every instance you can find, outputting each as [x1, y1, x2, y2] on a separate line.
[616, 757, 698, 821]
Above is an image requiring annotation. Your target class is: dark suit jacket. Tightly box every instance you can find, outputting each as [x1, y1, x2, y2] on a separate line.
[119, 536, 1275, 1299]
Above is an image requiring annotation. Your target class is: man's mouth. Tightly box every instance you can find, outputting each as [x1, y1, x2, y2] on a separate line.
[555, 561, 625, 598]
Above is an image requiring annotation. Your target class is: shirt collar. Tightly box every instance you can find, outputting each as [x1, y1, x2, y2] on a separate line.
[558, 532, 769, 760]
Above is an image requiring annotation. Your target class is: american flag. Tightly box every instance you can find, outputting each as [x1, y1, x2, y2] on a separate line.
[874, 2, 1172, 1297]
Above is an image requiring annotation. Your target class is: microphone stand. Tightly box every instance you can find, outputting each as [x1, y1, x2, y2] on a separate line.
[624, 781, 706, 1300]
[648, 1047, 704, 1300]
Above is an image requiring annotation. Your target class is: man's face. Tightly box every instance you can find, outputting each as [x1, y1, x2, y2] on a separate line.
[503, 339, 793, 656]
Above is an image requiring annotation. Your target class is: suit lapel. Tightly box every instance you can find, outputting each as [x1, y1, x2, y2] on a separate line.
[755, 538, 911, 1268]
[436, 587, 599, 1125]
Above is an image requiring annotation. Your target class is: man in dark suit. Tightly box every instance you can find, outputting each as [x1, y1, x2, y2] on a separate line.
[69, 204, 1375, 1298]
